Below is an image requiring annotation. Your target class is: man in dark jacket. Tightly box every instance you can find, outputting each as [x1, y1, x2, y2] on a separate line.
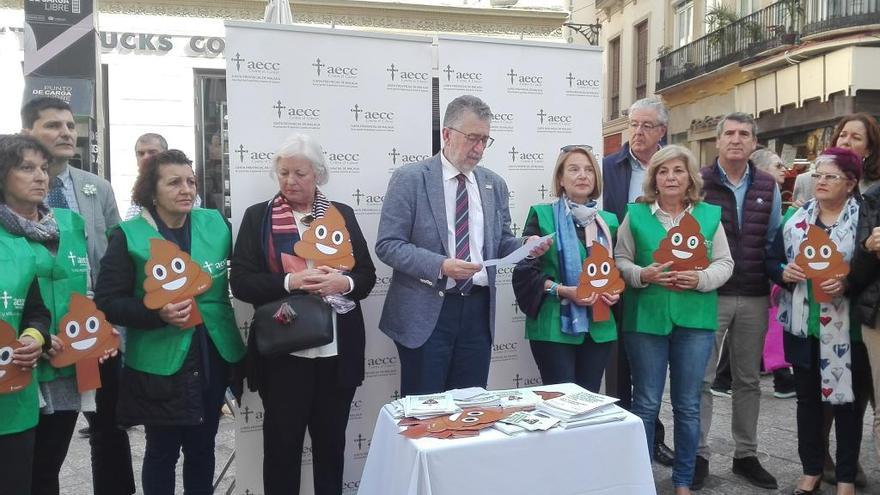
[695, 112, 782, 490]
[601, 97, 674, 466]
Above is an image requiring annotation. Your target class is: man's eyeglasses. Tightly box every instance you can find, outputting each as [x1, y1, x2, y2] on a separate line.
[629, 121, 661, 131]
[811, 172, 848, 182]
[447, 127, 494, 148]
[560, 144, 594, 153]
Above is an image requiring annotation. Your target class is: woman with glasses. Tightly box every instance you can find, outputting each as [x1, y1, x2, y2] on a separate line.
[794, 115, 879, 487]
[512, 145, 619, 393]
[793, 113, 880, 204]
[752, 149, 787, 185]
[768, 147, 867, 495]
[614, 145, 733, 494]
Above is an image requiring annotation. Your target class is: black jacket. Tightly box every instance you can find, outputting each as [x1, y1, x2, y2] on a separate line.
[95, 223, 231, 426]
[601, 143, 633, 223]
[850, 186, 880, 326]
[230, 200, 376, 390]
[23, 279, 51, 346]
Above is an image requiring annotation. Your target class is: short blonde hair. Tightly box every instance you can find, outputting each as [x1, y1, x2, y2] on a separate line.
[551, 148, 602, 201]
[641, 145, 703, 204]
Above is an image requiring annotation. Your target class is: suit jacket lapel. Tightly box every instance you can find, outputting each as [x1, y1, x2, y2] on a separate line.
[68, 168, 94, 224]
[474, 167, 495, 257]
[424, 155, 449, 256]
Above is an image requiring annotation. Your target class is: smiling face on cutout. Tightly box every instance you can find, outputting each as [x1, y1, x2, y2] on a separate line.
[795, 225, 849, 280]
[0, 320, 30, 394]
[576, 243, 624, 300]
[50, 293, 119, 368]
[143, 238, 213, 310]
[293, 205, 355, 270]
[653, 212, 709, 271]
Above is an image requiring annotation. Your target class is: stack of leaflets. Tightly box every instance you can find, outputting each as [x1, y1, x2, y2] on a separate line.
[553, 404, 628, 429]
[401, 392, 459, 419]
[493, 389, 543, 409]
[494, 410, 560, 435]
[449, 387, 501, 408]
[535, 389, 620, 428]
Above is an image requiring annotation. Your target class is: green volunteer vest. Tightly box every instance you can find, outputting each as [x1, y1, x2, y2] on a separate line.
[523, 204, 619, 344]
[0, 236, 39, 435]
[0, 209, 89, 383]
[778, 208, 862, 342]
[119, 209, 245, 376]
[622, 202, 722, 335]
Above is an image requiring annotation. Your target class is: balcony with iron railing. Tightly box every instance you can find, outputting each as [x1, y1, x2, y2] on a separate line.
[802, 0, 880, 37]
[657, 0, 803, 91]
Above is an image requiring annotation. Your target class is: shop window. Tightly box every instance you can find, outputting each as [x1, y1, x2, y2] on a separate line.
[194, 70, 229, 219]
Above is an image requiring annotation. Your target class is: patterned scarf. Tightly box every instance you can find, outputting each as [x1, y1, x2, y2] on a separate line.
[266, 189, 353, 314]
[267, 189, 330, 273]
[0, 203, 59, 244]
[777, 197, 859, 404]
[553, 195, 611, 335]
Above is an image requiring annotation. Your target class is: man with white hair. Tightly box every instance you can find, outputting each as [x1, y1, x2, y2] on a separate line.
[602, 97, 674, 467]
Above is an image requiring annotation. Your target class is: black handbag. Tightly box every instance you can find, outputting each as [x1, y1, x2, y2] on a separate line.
[252, 294, 333, 357]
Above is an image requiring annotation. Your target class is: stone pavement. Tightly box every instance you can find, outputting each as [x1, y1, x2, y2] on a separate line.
[59, 375, 877, 494]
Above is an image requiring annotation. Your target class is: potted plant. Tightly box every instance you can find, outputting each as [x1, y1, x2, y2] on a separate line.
[705, 4, 738, 59]
[779, 0, 803, 42]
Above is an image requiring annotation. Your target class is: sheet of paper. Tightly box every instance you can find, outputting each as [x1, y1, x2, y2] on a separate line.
[482, 233, 554, 267]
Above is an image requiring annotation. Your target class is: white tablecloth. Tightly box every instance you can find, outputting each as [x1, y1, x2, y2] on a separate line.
[358, 383, 656, 495]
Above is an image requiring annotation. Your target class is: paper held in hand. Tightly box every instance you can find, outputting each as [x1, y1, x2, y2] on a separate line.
[482, 233, 554, 267]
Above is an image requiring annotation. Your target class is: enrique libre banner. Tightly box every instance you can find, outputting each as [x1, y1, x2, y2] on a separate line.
[225, 22, 602, 494]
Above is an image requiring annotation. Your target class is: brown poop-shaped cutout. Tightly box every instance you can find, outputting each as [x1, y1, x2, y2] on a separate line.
[653, 212, 709, 271]
[143, 238, 213, 327]
[794, 225, 849, 303]
[0, 320, 30, 394]
[576, 243, 625, 322]
[400, 407, 508, 439]
[50, 293, 119, 368]
[294, 206, 355, 271]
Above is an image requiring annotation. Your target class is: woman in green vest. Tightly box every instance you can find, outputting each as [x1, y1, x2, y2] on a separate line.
[94, 150, 245, 495]
[0, 132, 94, 493]
[614, 145, 733, 495]
[0, 134, 53, 495]
[512, 145, 619, 392]
[771, 147, 867, 495]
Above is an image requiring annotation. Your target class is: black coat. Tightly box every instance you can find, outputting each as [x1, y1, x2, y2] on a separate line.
[95, 224, 231, 426]
[230, 200, 376, 390]
[850, 186, 880, 326]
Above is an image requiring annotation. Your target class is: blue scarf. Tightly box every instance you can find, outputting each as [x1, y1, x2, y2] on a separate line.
[553, 197, 603, 335]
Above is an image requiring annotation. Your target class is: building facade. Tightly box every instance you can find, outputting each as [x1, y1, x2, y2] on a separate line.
[0, 0, 571, 215]
[592, 0, 880, 177]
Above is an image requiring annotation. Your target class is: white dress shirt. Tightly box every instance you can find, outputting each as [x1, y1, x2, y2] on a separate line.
[440, 152, 487, 288]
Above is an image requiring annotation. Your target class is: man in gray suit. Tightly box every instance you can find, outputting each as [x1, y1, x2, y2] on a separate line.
[21, 96, 133, 495]
[21, 97, 121, 283]
[376, 95, 550, 396]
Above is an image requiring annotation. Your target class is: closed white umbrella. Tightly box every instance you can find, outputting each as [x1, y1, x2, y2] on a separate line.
[263, 0, 294, 24]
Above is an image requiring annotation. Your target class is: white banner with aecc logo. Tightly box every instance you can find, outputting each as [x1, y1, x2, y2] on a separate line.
[224, 21, 433, 495]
